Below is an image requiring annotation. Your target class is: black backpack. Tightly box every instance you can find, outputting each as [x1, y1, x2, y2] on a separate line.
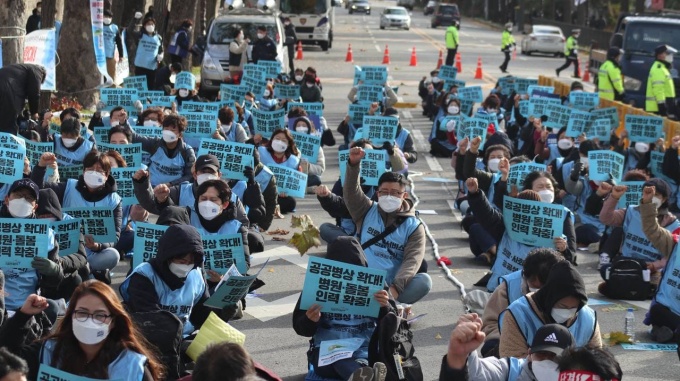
[605, 257, 651, 300]
[131, 310, 183, 380]
[368, 304, 423, 381]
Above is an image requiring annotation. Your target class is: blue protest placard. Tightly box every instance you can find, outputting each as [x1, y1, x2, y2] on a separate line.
[132, 126, 163, 139]
[220, 84, 248, 104]
[275, 84, 300, 99]
[360, 65, 388, 85]
[473, 112, 496, 128]
[181, 101, 220, 114]
[589, 118, 612, 142]
[620, 343, 678, 351]
[338, 149, 387, 186]
[436, 115, 459, 134]
[93, 126, 109, 144]
[241, 73, 266, 97]
[650, 151, 675, 184]
[349, 103, 371, 125]
[514, 78, 538, 95]
[0, 146, 27, 184]
[291, 131, 322, 163]
[38, 363, 123, 381]
[202, 234, 247, 274]
[137, 90, 164, 103]
[502, 196, 565, 247]
[527, 97, 560, 117]
[146, 96, 175, 108]
[204, 261, 268, 309]
[518, 100, 530, 117]
[506, 163, 547, 192]
[444, 79, 466, 90]
[617, 181, 645, 209]
[243, 63, 268, 80]
[569, 92, 599, 110]
[57, 166, 83, 181]
[363, 116, 399, 147]
[625, 115, 665, 143]
[543, 103, 572, 130]
[52, 217, 82, 257]
[62, 207, 116, 243]
[0, 218, 50, 268]
[259, 60, 281, 77]
[100, 88, 138, 112]
[23, 140, 52, 167]
[458, 115, 488, 146]
[527, 85, 554, 96]
[251, 108, 286, 137]
[196, 139, 254, 181]
[458, 86, 484, 103]
[300, 256, 387, 317]
[439, 65, 457, 81]
[498, 76, 516, 96]
[565, 109, 592, 138]
[97, 142, 142, 168]
[287, 102, 324, 117]
[181, 111, 217, 149]
[268, 164, 307, 198]
[110, 168, 139, 206]
[0, 132, 26, 151]
[123, 75, 148, 91]
[588, 150, 625, 182]
[132, 222, 168, 267]
[356, 84, 384, 103]
[175, 71, 196, 90]
[591, 107, 619, 131]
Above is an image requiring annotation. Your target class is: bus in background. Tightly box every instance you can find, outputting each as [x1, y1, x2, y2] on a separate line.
[280, 0, 335, 51]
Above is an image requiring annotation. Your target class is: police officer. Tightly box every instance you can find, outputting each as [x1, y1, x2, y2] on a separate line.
[646, 44, 677, 116]
[598, 47, 624, 101]
[499, 22, 515, 73]
[445, 19, 459, 66]
[556, 29, 580, 78]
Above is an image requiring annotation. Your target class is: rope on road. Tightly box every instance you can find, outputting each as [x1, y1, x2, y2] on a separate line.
[408, 176, 467, 300]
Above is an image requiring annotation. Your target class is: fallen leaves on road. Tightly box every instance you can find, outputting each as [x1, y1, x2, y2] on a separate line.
[267, 229, 290, 235]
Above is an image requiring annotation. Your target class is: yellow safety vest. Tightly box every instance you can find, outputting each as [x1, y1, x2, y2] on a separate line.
[645, 60, 675, 112]
[446, 26, 458, 49]
[598, 60, 624, 101]
[501, 30, 515, 50]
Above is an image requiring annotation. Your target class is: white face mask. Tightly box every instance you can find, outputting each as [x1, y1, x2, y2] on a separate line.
[61, 137, 77, 148]
[432, 76, 441, 84]
[8, 198, 34, 218]
[529, 287, 540, 293]
[634, 142, 650, 153]
[263, 90, 271, 97]
[169, 262, 194, 278]
[104, 17, 112, 25]
[538, 189, 555, 204]
[306, 83, 314, 88]
[284, 22, 290, 26]
[557, 139, 573, 150]
[448, 106, 460, 115]
[197, 173, 218, 185]
[487, 158, 501, 173]
[83, 171, 107, 188]
[652, 196, 663, 209]
[178, 89, 189, 98]
[162, 129, 178, 143]
[257, 33, 266, 39]
[551, 307, 577, 324]
[446, 120, 457, 132]
[295, 126, 309, 133]
[170, 73, 177, 84]
[271, 140, 288, 153]
[580, 157, 589, 167]
[143, 120, 160, 127]
[531, 359, 560, 381]
[145, 25, 155, 33]
[378, 195, 402, 213]
[110, 119, 120, 128]
[198, 200, 222, 220]
[72, 317, 110, 345]
[665, 54, 674, 64]
[295, 75, 303, 82]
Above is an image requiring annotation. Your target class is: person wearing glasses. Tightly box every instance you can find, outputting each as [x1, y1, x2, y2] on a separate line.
[343, 147, 432, 304]
[0, 280, 164, 380]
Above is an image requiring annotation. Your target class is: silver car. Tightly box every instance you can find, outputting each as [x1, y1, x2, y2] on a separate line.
[380, 7, 411, 30]
[520, 25, 566, 56]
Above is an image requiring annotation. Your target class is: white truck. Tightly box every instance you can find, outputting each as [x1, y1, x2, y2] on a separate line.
[279, 0, 335, 51]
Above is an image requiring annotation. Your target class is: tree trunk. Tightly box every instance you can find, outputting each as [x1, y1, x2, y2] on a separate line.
[634, 0, 645, 13]
[39, 0, 58, 111]
[621, 0, 629, 14]
[167, 0, 197, 69]
[206, 0, 218, 24]
[153, 0, 170, 41]
[0, 0, 26, 65]
[57, 0, 101, 107]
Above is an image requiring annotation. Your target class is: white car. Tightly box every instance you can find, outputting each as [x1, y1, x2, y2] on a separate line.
[521, 25, 566, 56]
[380, 6, 411, 30]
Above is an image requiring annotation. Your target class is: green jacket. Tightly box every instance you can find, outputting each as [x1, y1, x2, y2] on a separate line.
[501, 30, 515, 50]
[597, 60, 624, 101]
[646, 60, 675, 112]
[446, 26, 459, 49]
[564, 36, 577, 56]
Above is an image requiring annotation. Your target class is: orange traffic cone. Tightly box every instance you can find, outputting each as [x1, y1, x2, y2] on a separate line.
[382, 45, 390, 64]
[345, 44, 353, 63]
[583, 60, 591, 82]
[409, 47, 417, 66]
[455, 52, 462, 73]
[474, 56, 483, 79]
[436, 50, 443, 69]
[295, 41, 303, 60]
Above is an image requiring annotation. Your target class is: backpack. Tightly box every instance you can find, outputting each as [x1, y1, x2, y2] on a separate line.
[605, 257, 651, 300]
[131, 310, 183, 380]
[368, 303, 423, 381]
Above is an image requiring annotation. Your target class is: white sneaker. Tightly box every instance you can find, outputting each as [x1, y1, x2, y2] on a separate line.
[598, 253, 610, 270]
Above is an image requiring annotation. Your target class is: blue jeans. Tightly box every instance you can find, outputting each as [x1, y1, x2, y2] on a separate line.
[87, 248, 120, 271]
[397, 273, 432, 304]
[468, 223, 497, 257]
[320, 223, 350, 244]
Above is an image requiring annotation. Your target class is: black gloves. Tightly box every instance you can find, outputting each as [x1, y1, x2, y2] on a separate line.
[381, 141, 394, 156]
[243, 166, 255, 185]
[570, 161, 584, 182]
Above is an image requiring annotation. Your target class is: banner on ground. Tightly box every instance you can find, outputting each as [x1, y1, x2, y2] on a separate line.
[196, 139, 254, 181]
[338, 149, 387, 187]
[0, 218, 50, 268]
[502, 196, 565, 248]
[269, 164, 307, 198]
[23, 29, 56, 90]
[62, 207, 116, 243]
[588, 150, 625, 182]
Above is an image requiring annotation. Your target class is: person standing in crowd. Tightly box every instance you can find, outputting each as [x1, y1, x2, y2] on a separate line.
[168, 19, 193, 64]
[283, 17, 297, 76]
[0, 64, 46, 135]
[155, 62, 182, 94]
[598, 47, 625, 101]
[134, 17, 164, 90]
[229, 26, 250, 82]
[103, 10, 124, 84]
[646, 44, 677, 116]
[252, 25, 278, 64]
[499, 22, 515, 74]
[445, 20, 459, 66]
[556, 29, 580, 78]
[26, 3, 41, 34]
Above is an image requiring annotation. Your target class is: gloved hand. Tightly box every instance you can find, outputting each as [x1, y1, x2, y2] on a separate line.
[381, 141, 394, 156]
[243, 166, 255, 185]
[31, 257, 60, 278]
[570, 161, 584, 182]
[658, 103, 667, 116]
[134, 12, 143, 19]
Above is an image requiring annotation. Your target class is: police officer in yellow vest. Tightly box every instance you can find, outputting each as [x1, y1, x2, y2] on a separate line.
[556, 29, 580, 78]
[598, 47, 625, 101]
[646, 44, 677, 116]
[499, 22, 516, 73]
[445, 20, 459, 66]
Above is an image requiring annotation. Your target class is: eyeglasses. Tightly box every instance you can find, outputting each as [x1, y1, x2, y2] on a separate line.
[73, 310, 112, 325]
[377, 190, 404, 197]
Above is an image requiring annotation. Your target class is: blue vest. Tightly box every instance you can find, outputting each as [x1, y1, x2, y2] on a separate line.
[121, 262, 205, 336]
[178, 182, 196, 211]
[487, 233, 535, 292]
[189, 210, 242, 236]
[41, 339, 147, 380]
[231, 180, 247, 201]
[547, 144, 563, 164]
[506, 357, 525, 381]
[167, 29, 188, 57]
[255, 165, 274, 192]
[340, 188, 376, 235]
[258, 146, 300, 170]
[395, 128, 410, 149]
[655, 243, 680, 316]
[625, 148, 641, 173]
[486, 172, 502, 209]
[0, 183, 10, 201]
[149, 146, 186, 187]
[560, 160, 578, 211]
[103, 23, 119, 58]
[357, 204, 421, 284]
[222, 123, 240, 142]
[311, 312, 376, 368]
[63, 179, 122, 209]
[54, 134, 95, 167]
[622, 206, 680, 262]
[134, 33, 162, 71]
[499, 270, 524, 306]
[501, 296, 597, 349]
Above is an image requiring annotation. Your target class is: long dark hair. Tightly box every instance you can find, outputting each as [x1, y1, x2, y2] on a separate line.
[268, 128, 300, 157]
[43, 280, 164, 379]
